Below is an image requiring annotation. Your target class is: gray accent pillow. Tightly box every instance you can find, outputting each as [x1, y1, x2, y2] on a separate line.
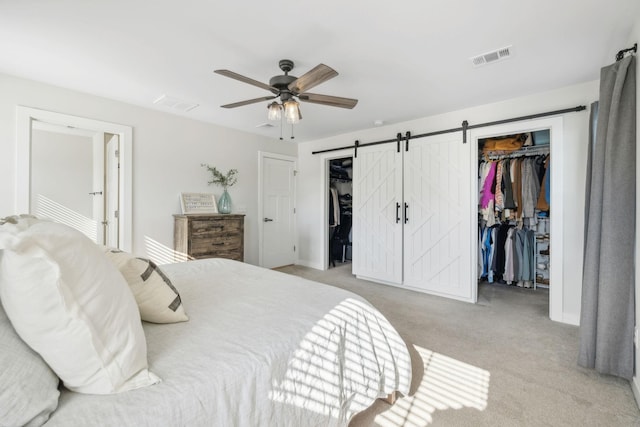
[0, 301, 60, 427]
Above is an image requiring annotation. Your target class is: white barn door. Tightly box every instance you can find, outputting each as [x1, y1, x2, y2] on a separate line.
[352, 144, 403, 284]
[403, 133, 474, 302]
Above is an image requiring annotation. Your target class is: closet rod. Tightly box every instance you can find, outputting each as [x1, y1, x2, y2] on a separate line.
[311, 105, 586, 155]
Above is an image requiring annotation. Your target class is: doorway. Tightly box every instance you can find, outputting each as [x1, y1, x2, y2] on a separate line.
[258, 151, 297, 269]
[328, 157, 353, 269]
[16, 107, 133, 251]
[319, 149, 355, 271]
[470, 117, 564, 322]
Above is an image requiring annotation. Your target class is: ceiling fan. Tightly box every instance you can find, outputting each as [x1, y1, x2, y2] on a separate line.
[214, 59, 358, 124]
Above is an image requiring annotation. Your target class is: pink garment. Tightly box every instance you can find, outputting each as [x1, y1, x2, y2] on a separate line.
[480, 161, 497, 209]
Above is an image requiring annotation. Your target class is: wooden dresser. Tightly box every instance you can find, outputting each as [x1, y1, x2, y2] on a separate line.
[173, 214, 245, 262]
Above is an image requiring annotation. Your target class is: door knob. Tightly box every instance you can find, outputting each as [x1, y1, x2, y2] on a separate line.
[89, 191, 103, 196]
[264, 218, 273, 222]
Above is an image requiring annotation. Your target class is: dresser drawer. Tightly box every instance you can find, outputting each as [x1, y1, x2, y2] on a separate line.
[190, 235, 241, 256]
[191, 219, 243, 239]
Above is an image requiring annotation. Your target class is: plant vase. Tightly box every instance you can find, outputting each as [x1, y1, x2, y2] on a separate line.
[218, 188, 232, 214]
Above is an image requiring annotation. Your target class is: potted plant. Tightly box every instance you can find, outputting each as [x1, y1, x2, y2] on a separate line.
[201, 164, 238, 214]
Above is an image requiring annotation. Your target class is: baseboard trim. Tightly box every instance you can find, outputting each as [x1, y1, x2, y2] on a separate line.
[633, 375, 640, 410]
[561, 313, 580, 326]
[295, 259, 324, 270]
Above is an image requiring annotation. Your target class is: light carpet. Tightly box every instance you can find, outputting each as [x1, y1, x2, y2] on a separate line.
[275, 263, 640, 427]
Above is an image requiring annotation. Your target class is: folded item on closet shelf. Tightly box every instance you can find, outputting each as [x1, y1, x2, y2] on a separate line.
[482, 134, 527, 153]
[537, 262, 547, 270]
[540, 248, 550, 255]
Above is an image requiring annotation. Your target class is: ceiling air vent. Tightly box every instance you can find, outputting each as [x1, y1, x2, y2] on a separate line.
[256, 123, 275, 128]
[471, 45, 513, 67]
[153, 94, 199, 112]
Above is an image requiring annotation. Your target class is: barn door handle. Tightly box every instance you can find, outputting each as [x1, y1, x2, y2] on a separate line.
[404, 203, 409, 224]
[264, 218, 273, 222]
[396, 203, 401, 223]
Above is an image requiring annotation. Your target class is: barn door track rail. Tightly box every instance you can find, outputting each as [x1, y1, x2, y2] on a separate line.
[311, 105, 586, 157]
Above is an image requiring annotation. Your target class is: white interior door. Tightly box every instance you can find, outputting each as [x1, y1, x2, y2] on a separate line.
[353, 143, 403, 284]
[261, 155, 296, 268]
[403, 133, 474, 301]
[105, 133, 120, 247]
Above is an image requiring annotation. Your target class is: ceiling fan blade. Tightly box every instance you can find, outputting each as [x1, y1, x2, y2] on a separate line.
[298, 93, 358, 109]
[221, 96, 276, 108]
[214, 69, 277, 94]
[288, 64, 338, 94]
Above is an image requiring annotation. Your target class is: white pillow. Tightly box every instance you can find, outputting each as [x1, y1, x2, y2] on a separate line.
[103, 248, 189, 324]
[0, 217, 160, 394]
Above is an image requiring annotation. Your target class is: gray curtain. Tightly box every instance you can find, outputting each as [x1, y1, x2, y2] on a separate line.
[578, 55, 636, 380]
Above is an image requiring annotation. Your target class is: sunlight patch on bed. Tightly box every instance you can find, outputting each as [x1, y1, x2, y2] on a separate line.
[269, 298, 412, 422]
[144, 235, 189, 265]
[375, 345, 490, 426]
[34, 194, 97, 241]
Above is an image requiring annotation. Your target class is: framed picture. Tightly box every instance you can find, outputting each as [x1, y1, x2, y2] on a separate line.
[180, 192, 218, 214]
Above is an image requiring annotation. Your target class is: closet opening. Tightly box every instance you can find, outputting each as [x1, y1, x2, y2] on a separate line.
[477, 129, 551, 305]
[327, 156, 353, 269]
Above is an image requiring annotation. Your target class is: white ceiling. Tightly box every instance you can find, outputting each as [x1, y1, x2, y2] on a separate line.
[1, 1, 638, 142]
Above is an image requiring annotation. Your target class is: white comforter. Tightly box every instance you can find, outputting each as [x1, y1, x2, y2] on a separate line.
[45, 259, 411, 426]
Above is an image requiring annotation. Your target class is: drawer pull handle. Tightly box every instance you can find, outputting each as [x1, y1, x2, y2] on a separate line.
[211, 242, 225, 246]
[264, 218, 273, 222]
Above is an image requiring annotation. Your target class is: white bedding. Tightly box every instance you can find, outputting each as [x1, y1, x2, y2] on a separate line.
[45, 258, 411, 426]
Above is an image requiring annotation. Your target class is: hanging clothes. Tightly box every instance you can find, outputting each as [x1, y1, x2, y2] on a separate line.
[536, 156, 550, 211]
[521, 157, 541, 220]
[329, 187, 340, 227]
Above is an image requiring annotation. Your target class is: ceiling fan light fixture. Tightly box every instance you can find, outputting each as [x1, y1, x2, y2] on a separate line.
[284, 99, 301, 124]
[267, 102, 282, 120]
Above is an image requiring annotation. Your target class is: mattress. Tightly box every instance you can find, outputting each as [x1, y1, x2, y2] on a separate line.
[45, 258, 411, 426]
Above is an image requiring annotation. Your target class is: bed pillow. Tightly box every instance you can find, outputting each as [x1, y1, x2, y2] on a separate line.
[0, 217, 160, 394]
[0, 300, 59, 427]
[103, 248, 188, 324]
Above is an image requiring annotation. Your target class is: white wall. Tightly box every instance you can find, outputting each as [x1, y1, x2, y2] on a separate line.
[0, 73, 297, 265]
[31, 129, 93, 218]
[297, 80, 599, 324]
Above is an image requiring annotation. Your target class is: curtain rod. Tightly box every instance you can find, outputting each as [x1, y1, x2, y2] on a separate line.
[616, 43, 637, 61]
[311, 105, 586, 156]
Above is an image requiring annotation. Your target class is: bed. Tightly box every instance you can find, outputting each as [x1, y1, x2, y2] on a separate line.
[1, 218, 411, 427]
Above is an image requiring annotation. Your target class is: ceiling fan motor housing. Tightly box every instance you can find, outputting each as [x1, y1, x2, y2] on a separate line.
[270, 60, 297, 100]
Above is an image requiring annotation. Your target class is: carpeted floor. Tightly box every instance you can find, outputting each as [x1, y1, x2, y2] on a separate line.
[275, 263, 640, 426]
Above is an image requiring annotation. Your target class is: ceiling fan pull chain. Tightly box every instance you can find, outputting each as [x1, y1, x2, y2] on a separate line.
[291, 123, 295, 140]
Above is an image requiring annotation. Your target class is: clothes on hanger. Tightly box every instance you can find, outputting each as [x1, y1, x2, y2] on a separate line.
[478, 153, 550, 224]
[479, 222, 536, 287]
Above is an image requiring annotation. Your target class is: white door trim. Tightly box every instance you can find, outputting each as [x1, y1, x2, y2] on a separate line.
[258, 151, 297, 268]
[16, 106, 133, 251]
[319, 149, 354, 271]
[469, 116, 564, 323]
